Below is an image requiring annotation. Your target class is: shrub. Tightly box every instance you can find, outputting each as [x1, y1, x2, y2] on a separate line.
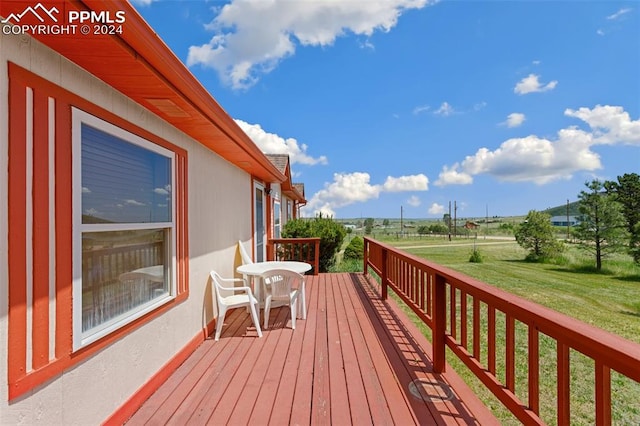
[344, 236, 364, 261]
[282, 215, 346, 272]
[469, 247, 483, 263]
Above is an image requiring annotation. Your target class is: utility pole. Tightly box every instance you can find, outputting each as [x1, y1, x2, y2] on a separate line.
[400, 205, 404, 237]
[454, 200, 457, 238]
[448, 201, 452, 241]
[486, 204, 489, 240]
[566, 199, 570, 240]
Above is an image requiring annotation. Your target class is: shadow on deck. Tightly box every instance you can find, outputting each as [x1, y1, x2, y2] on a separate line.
[125, 273, 497, 425]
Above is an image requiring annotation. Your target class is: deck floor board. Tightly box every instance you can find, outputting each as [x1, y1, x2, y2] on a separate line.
[126, 273, 497, 425]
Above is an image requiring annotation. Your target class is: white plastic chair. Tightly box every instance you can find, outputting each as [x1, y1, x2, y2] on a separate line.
[210, 271, 262, 341]
[261, 269, 303, 330]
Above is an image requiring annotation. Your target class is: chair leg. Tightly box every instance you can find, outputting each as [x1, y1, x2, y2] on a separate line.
[214, 306, 227, 341]
[290, 299, 297, 330]
[263, 296, 271, 329]
[249, 301, 263, 338]
[299, 282, 306, 319]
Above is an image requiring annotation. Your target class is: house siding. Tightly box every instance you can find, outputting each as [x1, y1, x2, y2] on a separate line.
[1, 31, 253, 424]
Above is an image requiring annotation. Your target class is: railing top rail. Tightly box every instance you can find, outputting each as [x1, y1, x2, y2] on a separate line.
[270, 237, 320, 243]
[364, 237, 640, 381]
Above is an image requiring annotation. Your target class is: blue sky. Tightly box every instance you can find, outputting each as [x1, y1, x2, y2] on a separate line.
[131, 0, 639, 220]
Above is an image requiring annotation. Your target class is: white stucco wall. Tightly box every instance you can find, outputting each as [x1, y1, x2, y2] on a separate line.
[0, 29, 254, 424]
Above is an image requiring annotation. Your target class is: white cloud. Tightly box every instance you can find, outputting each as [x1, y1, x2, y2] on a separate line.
[235, 119, 328, 165]
[188, 0, 432, 89]
[434, 164, 473, 186]
[436, 104, 639, 186]
[502, 112, 526, 128]
[607, 8, 632, 20]
[82, 187, 91, 193]
[428, 203, 445, 215]
[124, 199, 146, 206]
[154, 187, 169, 195]
[564, 105, 640, 145]
[514, 74, 558, 95]
[407, 195, 421, 207]
[305, 171, 429, 217]
[413, 105, 430, 115]
[383, 174, 429, 192]
[434, 102, 455, 116]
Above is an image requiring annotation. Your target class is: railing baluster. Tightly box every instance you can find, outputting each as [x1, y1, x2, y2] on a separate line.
[506, 315, 515, 393]
[461, 290, 468, 349]
[595, 361, 611, 425]
[381, 247, 388, 301]
[557, 342, 571, 425]
[449, 285, 457, 339]
[528, 326, 540, 414]
[473, 298, 480, 360]
[488, 306, 496, 375]
[419, 270, 425, 313]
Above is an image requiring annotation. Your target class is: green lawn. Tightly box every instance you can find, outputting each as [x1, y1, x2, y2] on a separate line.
[344, 236, 640, 424]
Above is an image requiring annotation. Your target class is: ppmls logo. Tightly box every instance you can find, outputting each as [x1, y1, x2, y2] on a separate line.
[1, 3, 60, 24]
[2, 2, 125, 36]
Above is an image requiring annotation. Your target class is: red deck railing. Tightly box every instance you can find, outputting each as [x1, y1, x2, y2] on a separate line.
[364, 237, 640, 425]
[267, 237, 320, 275]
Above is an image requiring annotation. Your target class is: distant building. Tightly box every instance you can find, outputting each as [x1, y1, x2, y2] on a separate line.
[550, 216, 579, 227]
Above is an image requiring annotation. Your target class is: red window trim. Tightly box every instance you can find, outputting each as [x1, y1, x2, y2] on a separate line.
[7, 63, 189, 400]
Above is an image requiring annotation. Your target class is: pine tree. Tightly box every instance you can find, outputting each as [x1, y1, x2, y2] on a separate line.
[574, 180, 627, 271]
[605, 173, 640, 263]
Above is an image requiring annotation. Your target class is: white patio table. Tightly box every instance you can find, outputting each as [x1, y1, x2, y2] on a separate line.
[236, 261, 311, 316]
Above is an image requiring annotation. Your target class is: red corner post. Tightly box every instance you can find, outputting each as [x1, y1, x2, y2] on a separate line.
[433, 273, 447, 373]
[381, 248, 388, 301]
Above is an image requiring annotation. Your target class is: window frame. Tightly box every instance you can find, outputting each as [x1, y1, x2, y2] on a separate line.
[71, 108, 177, 350]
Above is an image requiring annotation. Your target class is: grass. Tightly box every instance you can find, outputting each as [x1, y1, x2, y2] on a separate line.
[335, 236, 640, 424]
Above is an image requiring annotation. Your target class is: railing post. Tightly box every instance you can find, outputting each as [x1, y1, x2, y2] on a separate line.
[433, 273, 446, 373]
[363, 238, 368, 276]
[381, 247, 388, 301]
[313, 238, 320, 275]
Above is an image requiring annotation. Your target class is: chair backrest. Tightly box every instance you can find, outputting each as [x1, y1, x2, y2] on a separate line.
[210, 271, 230, 307]
[238, 240, 253, 265]
[261, 269, 302, 298]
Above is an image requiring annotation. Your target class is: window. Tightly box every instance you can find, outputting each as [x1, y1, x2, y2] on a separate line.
[73, 109, 176, 349]
[274, 201, 281, 238]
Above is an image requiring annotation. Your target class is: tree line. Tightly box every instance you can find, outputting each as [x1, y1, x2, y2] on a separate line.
[515, 173, 640, 270]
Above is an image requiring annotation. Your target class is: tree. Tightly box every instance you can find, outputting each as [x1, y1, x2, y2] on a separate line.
[364, 217, 374, 235]
[382, 219, 390, 226]
[574, 180, 627, 271]
[515, 210, 563, 261]
[282, 215, 346, 272]
[605, 173, 640, 263]
[429, 223, 449, 234]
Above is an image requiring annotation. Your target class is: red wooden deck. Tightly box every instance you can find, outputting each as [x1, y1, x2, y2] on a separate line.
[125, 273, 497, 425]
